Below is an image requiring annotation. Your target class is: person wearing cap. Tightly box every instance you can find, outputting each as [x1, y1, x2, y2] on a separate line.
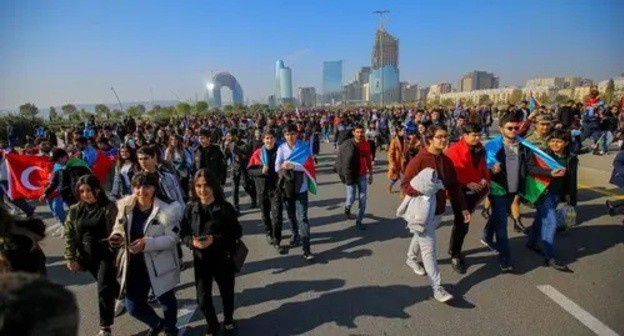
[526, 114, 554, 151]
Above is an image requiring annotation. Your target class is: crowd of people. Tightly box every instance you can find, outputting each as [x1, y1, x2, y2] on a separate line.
[1, 90, 623, 335]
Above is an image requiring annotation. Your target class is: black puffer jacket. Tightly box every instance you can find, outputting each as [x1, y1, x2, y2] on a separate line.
[335, 139, 360, 186]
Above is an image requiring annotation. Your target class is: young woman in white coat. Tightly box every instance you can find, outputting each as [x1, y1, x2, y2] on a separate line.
[109, 172, 183, 336]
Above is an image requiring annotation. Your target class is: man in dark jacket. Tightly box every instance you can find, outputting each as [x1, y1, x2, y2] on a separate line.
[336, 124, 372, 230]
[248, 130, 285, 254]
[194, 129, 227, 186]
[225, 128, 256, 213]
[557, 100, 576, 130]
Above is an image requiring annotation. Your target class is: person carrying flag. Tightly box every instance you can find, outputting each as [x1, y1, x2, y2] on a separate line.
[248, 129, 286, 254]
[276, 123, 317, 260]
[41, 148, 92, 207]
[484, 114, 566, 273]
[525, 129, 576, 272]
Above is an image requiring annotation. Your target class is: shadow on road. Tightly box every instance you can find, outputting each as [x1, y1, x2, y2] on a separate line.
[235, 284, 432, 335]
[440, 224, 624, 298]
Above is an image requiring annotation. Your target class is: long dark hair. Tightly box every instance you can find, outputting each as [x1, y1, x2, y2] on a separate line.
[191, 169, 225, 203]
[116, 144, 138, 169]
[74, 175, 110, 205]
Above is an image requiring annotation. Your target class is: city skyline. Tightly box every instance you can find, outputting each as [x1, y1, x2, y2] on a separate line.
[1, 0, 623, 109]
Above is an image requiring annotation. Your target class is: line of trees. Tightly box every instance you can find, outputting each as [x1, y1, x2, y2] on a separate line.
[14, 101, 275, 124]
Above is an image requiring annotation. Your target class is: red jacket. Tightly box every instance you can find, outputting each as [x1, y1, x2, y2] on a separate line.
[444, 138, 490, 186]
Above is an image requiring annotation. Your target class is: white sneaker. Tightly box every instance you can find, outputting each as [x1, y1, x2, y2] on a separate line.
[433, 286, 453, 303]
[406, 259, 426, 276]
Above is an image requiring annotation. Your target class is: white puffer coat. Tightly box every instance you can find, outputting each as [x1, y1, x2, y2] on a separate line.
[113, 196, 183, 297]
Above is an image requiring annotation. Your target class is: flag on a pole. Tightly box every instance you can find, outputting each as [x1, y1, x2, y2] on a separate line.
[5, 153, 54, 200]
[284, 140, 317, 195]
[528, 91, 540, 112]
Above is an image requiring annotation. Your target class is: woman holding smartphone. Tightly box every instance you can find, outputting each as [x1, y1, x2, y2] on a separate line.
[179, 169, 242, 336]
[109, 172, 182, 336]
[64, 174, 120, 336]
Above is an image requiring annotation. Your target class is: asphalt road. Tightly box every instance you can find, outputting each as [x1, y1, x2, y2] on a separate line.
[38, 140, 624, 336]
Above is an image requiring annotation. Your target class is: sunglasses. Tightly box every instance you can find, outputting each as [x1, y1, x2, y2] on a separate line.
[505, 127, 520, 131]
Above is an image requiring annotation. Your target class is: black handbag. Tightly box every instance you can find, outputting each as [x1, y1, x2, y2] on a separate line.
[231, 240, 248, 273]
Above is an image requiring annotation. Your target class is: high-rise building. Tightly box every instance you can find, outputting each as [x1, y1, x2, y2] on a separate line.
[417, 87, 430, 101]
[275, 60, 293, 105]
[297, 87, 317, 107]
[459, 71, 499, 92]
[322, 61, 343, 104]
[369, 28, 400, 104]
[400, 82, 418, 103]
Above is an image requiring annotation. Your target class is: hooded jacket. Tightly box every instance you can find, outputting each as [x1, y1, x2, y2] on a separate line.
[112, 196, 183, 297]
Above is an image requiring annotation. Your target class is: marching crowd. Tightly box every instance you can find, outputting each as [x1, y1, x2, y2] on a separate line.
[1, 90, 624, 335]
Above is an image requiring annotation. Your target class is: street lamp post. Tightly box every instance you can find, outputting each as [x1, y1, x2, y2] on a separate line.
[110, 87, 125, 117]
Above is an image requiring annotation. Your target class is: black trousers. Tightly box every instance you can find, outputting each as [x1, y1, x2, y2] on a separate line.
[232, 170, 256, 208]
[194, 256, 235, 333]
[83, 251, 120, 327]
[259, 189, 283, 243]
[449, 192, 480, 258]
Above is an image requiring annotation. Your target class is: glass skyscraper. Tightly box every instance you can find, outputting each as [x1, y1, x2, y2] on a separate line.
[322, 60, 343, 104]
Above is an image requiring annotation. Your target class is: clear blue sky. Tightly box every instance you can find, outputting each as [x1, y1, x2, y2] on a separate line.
[1, 0, 623, 109]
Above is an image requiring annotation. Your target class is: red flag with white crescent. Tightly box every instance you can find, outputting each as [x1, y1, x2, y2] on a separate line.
[5, 153, 54, 200]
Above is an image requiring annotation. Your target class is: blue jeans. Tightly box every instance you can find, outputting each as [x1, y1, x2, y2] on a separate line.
[48, 197, 66, 225]
[483, 193, 514, 263]
[528, 192, 560, 260]
[125, 261, 178, 333]
[285, 192, 311, 251]
[345, 176, 368, 222]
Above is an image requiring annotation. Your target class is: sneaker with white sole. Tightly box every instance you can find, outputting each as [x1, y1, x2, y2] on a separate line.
[406, 259, 426, 276]
[433, 286, 453, 303]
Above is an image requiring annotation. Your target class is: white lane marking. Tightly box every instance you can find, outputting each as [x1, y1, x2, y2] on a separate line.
[178, 304, 198, 335]
[537, 285, 619, 336]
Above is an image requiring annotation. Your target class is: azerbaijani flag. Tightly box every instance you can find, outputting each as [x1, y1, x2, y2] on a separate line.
[528, 91, 540, 112]
[248, 146, 269, 168]
[485, 136, 563, 203]
[285, 140, 317, 195]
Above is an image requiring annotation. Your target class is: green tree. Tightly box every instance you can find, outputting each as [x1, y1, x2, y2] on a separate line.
[604, 78, 615, 104]
[62, 104, 78, 117]
[49, 106, 59, 121]
[161, 106, 175, 117]
[95, 104, 111, 120]
[79, 108, 92, 120]
[126, 105, 142, 118]
[112, 109, 123, 120]
[148, 105, 162, 116]
[19, 103, 39, 117]
[175, 102, 191, 116]
[193, 101, 209, 115]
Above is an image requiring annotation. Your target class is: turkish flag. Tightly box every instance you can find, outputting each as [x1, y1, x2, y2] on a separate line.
[5, 154, 54, 200]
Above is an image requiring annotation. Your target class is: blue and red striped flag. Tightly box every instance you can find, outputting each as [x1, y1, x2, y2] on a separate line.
[248, 146, 269, 167]
[528, 91, 540, 112]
